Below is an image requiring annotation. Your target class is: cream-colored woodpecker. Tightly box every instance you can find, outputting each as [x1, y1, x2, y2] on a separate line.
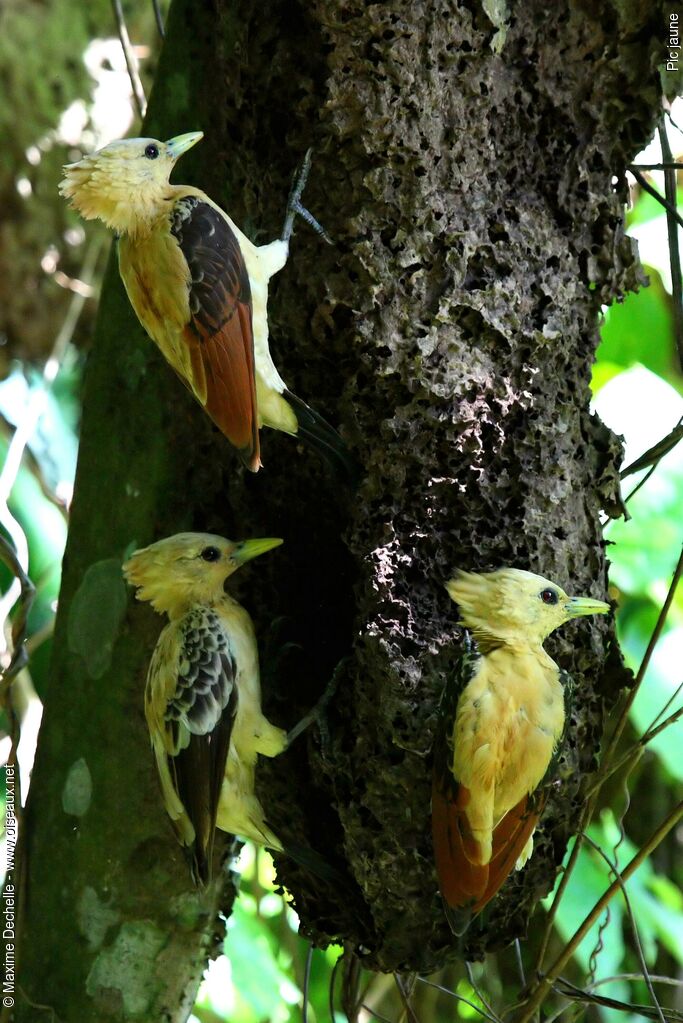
[60, 133, 350, 473]
[432, 568, 609, 934]
[123, 531, 327, 884]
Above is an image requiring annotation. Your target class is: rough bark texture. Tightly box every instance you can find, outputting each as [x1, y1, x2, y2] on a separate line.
[18, 0, 669, 1015]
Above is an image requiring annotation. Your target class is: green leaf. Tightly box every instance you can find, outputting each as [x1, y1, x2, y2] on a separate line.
[596, 267, 679, 388]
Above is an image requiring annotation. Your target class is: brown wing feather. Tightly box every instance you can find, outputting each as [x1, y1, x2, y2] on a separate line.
[171, 197, 260, 471]
[474, 792, 545, 912]
[431, 645, 491, 934]
[432, 777, 489, 912]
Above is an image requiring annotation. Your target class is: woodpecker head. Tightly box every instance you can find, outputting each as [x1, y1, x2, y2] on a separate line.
[60, 132, 203, 235]
[123, 532, 282, 616]
[445, 568, 609, 649]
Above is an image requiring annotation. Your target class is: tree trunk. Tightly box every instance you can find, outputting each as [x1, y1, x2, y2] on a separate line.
[17, 0, 667, 1015]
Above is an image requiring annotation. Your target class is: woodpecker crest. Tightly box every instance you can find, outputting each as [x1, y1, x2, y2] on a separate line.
[60, 132, 203, 236]
[445, 568, 609, 651]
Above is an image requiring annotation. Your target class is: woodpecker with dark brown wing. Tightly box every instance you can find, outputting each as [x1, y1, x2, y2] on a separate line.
[61, 134, 351, 474]
[432, 568, 609, 934]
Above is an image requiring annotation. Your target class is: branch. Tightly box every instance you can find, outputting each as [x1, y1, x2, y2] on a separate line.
[621, 416, 683, 479]
[582, 834, 665, 1023]
[111, 0, 147, 120]
[658, 117, 683, 372]
[535, 551, 683, 978]
[602, 544, 683, 763]
[512, 800, 683, 1023]
[152, 0, 166, 37]
[629, 162, 683, 170]
[628, 169, 683, 231]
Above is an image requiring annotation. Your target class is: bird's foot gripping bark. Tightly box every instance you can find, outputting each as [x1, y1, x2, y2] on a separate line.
[281, 148, 332, 244]
[285, 661, 343, 749]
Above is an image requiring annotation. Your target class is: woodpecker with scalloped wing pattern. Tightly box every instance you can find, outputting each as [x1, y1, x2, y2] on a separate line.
[61, 133, 350, 474]
[123, 531, 334, 884]
[432, 568, 609, 935]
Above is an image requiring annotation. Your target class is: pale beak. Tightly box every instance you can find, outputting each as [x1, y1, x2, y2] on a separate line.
[165, 131, 204, 161]
[565, 596, 610, 618]
[232, 538, 283, 566]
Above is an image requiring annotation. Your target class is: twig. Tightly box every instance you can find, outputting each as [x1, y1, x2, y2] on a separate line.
[415, 976, 500, 1023]
[590, 974, 683, 990]
[625, 461, 664, 504]
[0, 535, 35, 1023]
[152, 0, 165, 37]
[466, 962, 502, 1023]
[622, 415, 683, 504]
[25, 618, 55, 657]
[658, 117, 683, 371]
[640, 701, 683, 744]
[342, 950, 363, 1023]
[584, 680, 683, 801]
[582, 835, 665, 1023]
[0, 537, 35, 689]
[512, 800, 683, 1023]
[329, 953, 341, 1023]
[360, 1005, 395, 1023]
[666, 107, 683, 134]
[552, 977, 683, 1022]
[629, 162, 683, 170]
[621, 417, 683, 479]
[533, 801, 592, 975]
[643, 678, 683, 734]
[629, 169, 683, 231]
[534, 639, 677, 993]
[15, 986, 60, 1022]
[564, 547, 683, 960]
[513, 941, 526, 989]
[393, 974, 419, 1023]
[111, 0, 147, 120]
[602, 544, 683, 765]
[303, 944, 313, 1023]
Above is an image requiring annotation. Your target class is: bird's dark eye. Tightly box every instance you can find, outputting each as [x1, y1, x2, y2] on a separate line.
[144, 144, 160, 160]
[540, 588, 559, 605]
[200, 546, 221, 562]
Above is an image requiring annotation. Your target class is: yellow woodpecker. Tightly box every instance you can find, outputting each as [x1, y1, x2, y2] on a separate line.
[432, 568, 609, 935]
[60, 134, 349, 473]
[123, 531, 298, 883]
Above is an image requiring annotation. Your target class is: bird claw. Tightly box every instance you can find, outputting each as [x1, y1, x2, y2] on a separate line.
[281, 148, 332, 245]
[285, 661, 342, 748]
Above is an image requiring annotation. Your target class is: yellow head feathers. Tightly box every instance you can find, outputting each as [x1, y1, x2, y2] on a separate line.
[60, 132, 203, 235]
[445, 567, 609, 649]
[123, 532, 282, 616]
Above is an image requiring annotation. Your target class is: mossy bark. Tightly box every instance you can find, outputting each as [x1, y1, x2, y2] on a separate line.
[17, 0, 668, 1016]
